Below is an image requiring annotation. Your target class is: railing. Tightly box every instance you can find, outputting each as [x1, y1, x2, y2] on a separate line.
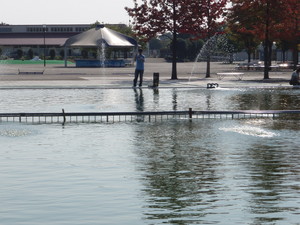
[0, 109, 300, 124]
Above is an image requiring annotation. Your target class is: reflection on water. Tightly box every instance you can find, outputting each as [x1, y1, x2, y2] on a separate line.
[219, 125, 278, 137]
[134, 88, 144, 111]
[132, 119, 300, 224]
[134, 121, 223, 223]
[246, 143, 299, 224]
[0, 87, 300, 113]
[0, 124, 34, 137]
[0, 88, 300, 224]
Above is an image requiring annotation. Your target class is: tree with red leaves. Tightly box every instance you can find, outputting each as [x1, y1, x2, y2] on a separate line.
[279, 0, 300, 70]
[126, 0, 228, 79]
[227, 1, 261, 68]
[182, 0, 228, 77]
[126, 0, 186, 79]
[228, 0, 299, 79]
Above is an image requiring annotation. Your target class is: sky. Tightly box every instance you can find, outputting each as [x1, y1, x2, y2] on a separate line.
[1, 0, 135, 25]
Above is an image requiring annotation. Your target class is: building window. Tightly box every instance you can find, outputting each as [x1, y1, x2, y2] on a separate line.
[0, 27, 12, 32]
[75, 27, 89, 32]
[27, 27, 48, 32]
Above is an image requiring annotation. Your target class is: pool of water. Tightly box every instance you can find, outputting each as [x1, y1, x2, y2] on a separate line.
[0, 88, 300, 225]
[0, 87, 300, 112]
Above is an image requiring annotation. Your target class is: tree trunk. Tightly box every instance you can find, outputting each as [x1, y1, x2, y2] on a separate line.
[292, 42, 299, 70]
[263, 41, 271, 79]
[229, 53, 233, 64]
[171, 0, 177, 80]
[171, 31, 178, 80]
[247, 50, 251, 70]
[205, 55, 211, 78]
[267, 42, 273, 71]
[264, 0, 270, 79]
[282, 49, 286, 62]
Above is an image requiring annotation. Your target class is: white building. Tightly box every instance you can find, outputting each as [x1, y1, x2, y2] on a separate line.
[0, 24, 91, 59]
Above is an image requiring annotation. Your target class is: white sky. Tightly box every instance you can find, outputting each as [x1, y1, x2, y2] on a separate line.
[1, 0, 135, 25]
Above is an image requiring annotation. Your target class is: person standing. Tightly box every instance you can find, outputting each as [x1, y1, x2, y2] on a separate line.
[133, 49, 145, 87]
[289, 67, 300, 85]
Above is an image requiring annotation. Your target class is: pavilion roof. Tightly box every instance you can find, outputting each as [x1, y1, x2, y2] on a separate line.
[63, 26, 137, 48]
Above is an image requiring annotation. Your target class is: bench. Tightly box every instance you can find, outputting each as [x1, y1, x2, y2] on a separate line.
[217, 72, 244, 80]
[18, 69, 44, 75]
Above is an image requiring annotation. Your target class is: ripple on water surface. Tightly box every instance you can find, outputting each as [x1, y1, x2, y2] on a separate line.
[0, 124, 35, 137]
[0, 87, 300, 224]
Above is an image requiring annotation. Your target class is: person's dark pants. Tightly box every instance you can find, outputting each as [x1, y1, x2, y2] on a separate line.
[133, 69, 144, 87]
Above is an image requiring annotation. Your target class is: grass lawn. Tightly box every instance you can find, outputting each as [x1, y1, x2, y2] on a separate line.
[0, 60, 74, 65]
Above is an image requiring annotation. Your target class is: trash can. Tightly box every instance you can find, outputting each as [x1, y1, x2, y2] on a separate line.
[153, 73, 159, 87]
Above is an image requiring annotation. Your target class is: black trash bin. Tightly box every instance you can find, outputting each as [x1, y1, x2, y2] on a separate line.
[153, 73, 159, 87]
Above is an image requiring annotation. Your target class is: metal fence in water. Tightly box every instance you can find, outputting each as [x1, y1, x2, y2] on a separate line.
[0, 109, 300, 124]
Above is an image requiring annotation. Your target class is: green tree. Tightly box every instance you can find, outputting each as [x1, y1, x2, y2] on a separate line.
[16, 49, 23, 59]
[27, 49, 34, 59]
[49, 49, 56, 60]
[60, 50, 65, 59]
[175, 38, 187, 61]
[185, 38, 204, 61]
[149, 38, 162, 51]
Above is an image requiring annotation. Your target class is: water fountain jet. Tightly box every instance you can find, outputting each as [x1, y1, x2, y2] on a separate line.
[190, 34, 235, 80]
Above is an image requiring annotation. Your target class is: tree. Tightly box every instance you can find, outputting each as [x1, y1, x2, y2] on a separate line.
[278, 0, 300, 70]
[49, 49, 56, 60]
[227, 11, 261, 66]
[187, 38, 204, 61]
[126, 0, 184, 79]
[16, 49, 23, 59]
[182, 0, 228, 77]
[149, 38, 162, 50]
[126, 0, 228, 79]
[276, 40, 292, 62]
[60, 50, 65, 59]
[175, 38, 187, 61]
[28, 49, 34, 59]
[228, 0, 289, 79]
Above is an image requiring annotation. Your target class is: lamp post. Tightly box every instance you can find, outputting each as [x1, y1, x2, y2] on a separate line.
[43, 24, 46, 67]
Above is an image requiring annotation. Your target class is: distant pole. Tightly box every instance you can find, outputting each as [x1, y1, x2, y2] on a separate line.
[64, 47, 67, 67]
[189, 108, 193, 119]
[43, 24, 46, 67]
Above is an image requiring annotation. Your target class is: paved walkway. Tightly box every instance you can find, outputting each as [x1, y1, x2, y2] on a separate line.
[0, 60, 293, 89]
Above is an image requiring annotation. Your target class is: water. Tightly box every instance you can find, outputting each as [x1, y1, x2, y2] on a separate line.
[1, 88, 300, 225]
[191, 34, 234, 77]
[98, 41, 106, 75]
[1, 87, 300, 113]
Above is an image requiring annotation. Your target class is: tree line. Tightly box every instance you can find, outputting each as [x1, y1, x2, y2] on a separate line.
[125, 0, 299, 79]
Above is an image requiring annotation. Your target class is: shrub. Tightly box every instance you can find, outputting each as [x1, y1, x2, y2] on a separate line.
[28, 49, 34, 59]
[16, 49, 23, 59]
[49, 49, 56, 60]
